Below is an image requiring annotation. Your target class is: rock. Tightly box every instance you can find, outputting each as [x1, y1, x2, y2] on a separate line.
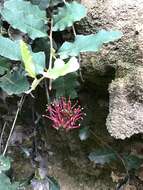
[106, 66, 143, 139]
[78, 0, 143, 139]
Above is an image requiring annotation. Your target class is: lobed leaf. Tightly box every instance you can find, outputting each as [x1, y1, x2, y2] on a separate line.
[1, 0, 47, 39]
[53, 72, 79, 99]
[20, 40, 36, 78]
[58, 30, 123, 59]
[0, 36, 21, 61]
[0, 173, 19, 190]
[0, 155, 11, 172]
[0, 57, 10, 75]
[0, 69, 30, 95]
[31, 0, 50, 9]
[88, 148, 117, 165]
[123, 154, 143, 170]
[20, 40, 46, 78]
[44, 57, 79, 79]
[53, 1, 87, 31]
[31, 0, 62, 9]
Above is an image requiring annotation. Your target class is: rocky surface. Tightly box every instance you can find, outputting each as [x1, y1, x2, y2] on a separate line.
[107, 66, 143, 139]
[78, 0, 143, 139]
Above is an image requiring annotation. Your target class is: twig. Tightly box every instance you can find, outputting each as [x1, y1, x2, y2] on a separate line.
[48, 19, 53, 90]
[31, 100, 37, 159]
[0, 122, 7, 153]
[72, 25, 76, 37]
[44, 79, 50, 103]
[2, 95, 25, 156]
[72, 24, 84, 82]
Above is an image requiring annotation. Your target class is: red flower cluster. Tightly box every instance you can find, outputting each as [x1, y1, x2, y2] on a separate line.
[44, 97, 84, 131]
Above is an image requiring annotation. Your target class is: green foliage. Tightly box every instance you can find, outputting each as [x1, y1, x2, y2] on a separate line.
[0, 155, 11, 172]
[48, 177, 60, 190]
[0, 69, 30, 95]
[49, 0, 63, 7]
[0, 36, 21, 61]
[20, 40, 36, 78]
[32, 52, 46, 75]
[0, 0, 123, 95]
[53, 1, 87, 31]
[31, 0, 50, 9]
[123, 154, 143, 170]
[88, 148, 117, 165]
[58, 30, 123, 59]
[44, 57, 79, 79]
[1, 0, 47, 39]
[32, 37, 50, 54]
[20, 40, 45, 78]
[0, 155, 19, 190]
[89, 149, 143, 170]
[53, 72, 79, 99]
[0, 57, 10, 75]
[31, 0, 63, 9]
[0, 0, 125, 188]
[0, 173, 19, 190]
[79, 127, 90, 141]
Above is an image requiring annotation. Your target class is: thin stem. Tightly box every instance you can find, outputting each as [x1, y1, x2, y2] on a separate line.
[72, 25, 84, 82]
[48, 19, 53, 90]
[31, 100, 37, 158]
[26, 76, 45, 94]
[78, 54, 84, 82]
[0, 122, 7, 153]
[72, 25, 76, 37]
[3, 95, 25, 156]
[44, 79, 50, 103]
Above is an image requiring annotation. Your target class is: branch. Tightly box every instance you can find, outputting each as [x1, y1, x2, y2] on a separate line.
[3, 95, 25, 156]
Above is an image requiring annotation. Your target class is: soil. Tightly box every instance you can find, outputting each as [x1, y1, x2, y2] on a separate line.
[0, 84, 143, 190]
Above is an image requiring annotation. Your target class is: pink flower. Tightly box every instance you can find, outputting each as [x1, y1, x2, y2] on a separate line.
[43, 97, 84, 131]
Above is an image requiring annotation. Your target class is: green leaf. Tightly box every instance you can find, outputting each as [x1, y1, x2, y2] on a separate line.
[123, 154, 143, 170]
[26, 77, 44, 94]
[48, 177, 60, 190]
[1, 0, 47, 39]
[49, 0, 63, 7]
[0, 36, 21, 61]
[0, 173, 19, 190]
[0, 70, 30, 95]
[88, 148, 117, 165]
[58, 30, 123, 59]
[31, 0, 50, 9]
[33, 52, 46, 75]
[0, 57, 10, 75]
[44, 57, 79, 79]
[79, 127, 90, 141]
[32, 37, 50, 63]
[20, 40, 45, 78]
[0, 155, 11, 172]
[53, 72, 79, 99]
[53, 1, 87, 31]
[31, 0, 62, 9]
[20, 40, 36, 78]
[32, 37, 50, 53]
